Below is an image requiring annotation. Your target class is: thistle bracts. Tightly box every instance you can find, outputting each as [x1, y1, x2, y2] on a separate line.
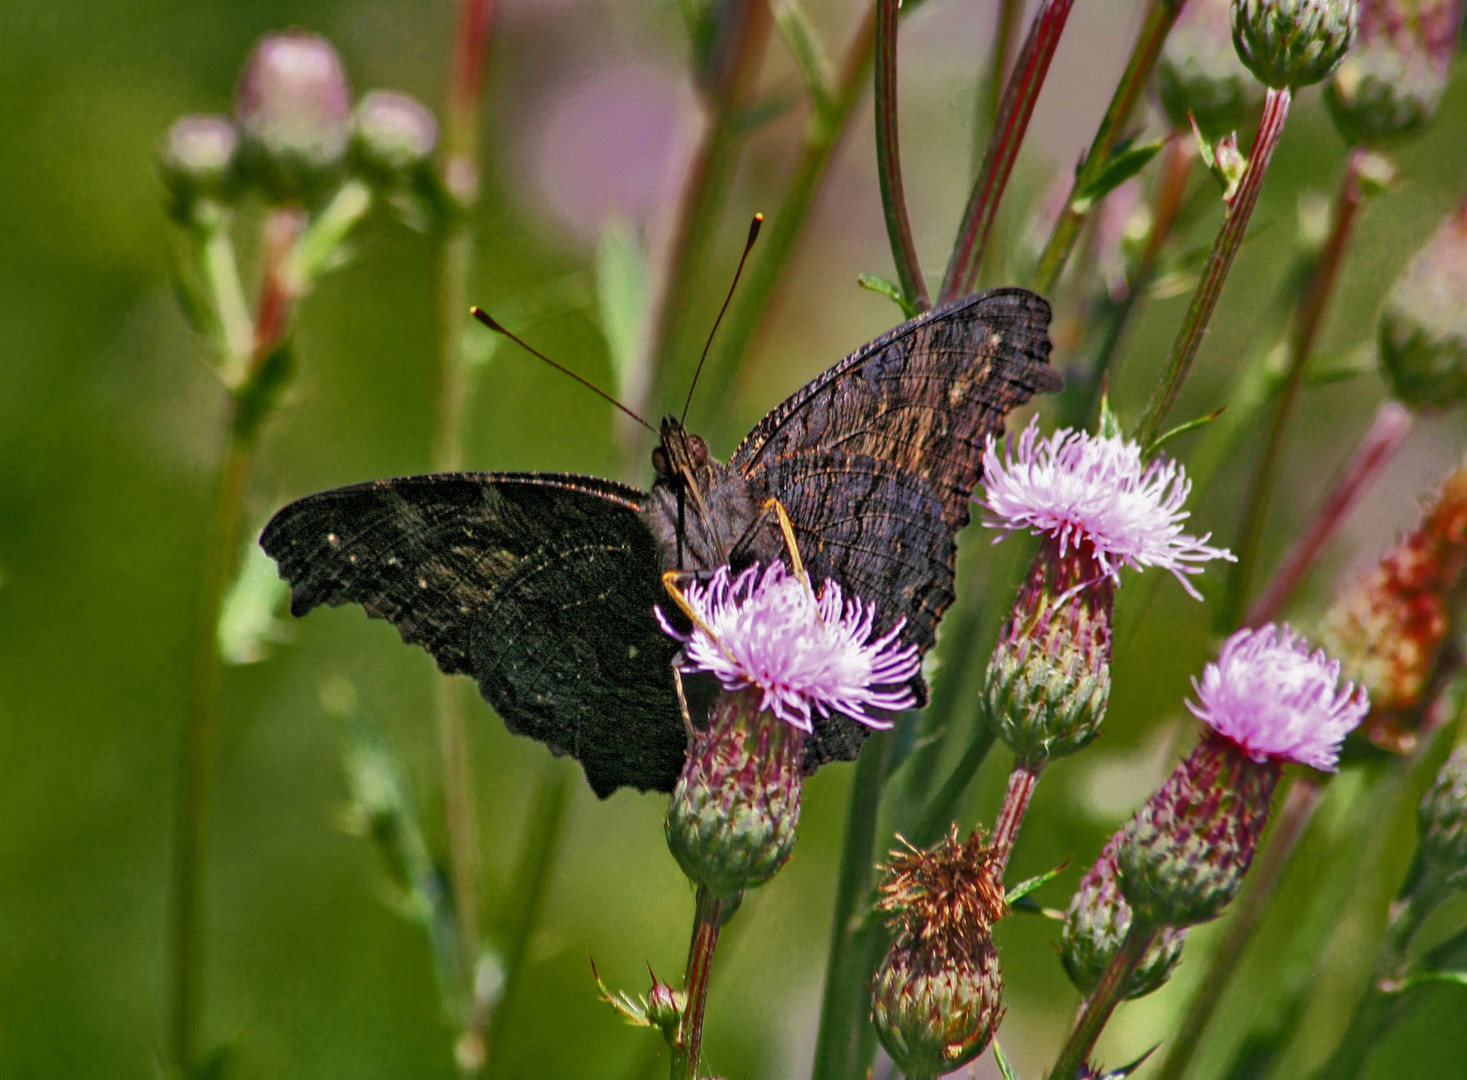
[1062, 837, 1188, 999]
[871, 828, 1007, 1079]
[1417, 745, 1467, 891]
[1378, 199, 1467, 409]
[665, 686, 805, 898]
[1116, 731, 1281, 927]
[1318, 465, 1467, 750]
[1326, 0, 1463, 144]
[1232, 0, 1360, 89]
[984, 545, 1112, 764]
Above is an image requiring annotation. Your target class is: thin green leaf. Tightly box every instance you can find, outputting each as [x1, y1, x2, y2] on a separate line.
[1006, 862, 1068, 904]
[1147, 406, 1227, 456]
[993, 1039, 1021, 1080]
[1392, 969, 1467, 994]
[1100, 1044, 1160, 1078]
[1073, 139, 1164, 213]
[857, 272, 920, 318]
[772, 0, 835, 121]
[1097, 394, 1123, 439]
[595, 217, 649, 399]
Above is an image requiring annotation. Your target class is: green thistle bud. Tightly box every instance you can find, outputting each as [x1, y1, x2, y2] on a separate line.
[664, 687, 804, 899]
[1379, 200, 1467, 409]
[159, 114, 240, 224]
[235, 30, 352, 202]
[1326, 0, 1462, 144]
[1117, 733, 1280, 927]
[1156, 0, 1265, 140]
[1418, 746, 1467, 889]
[983, 546, 1112, 766]
[352, 90, 439, 186]
[1061, 838, 1188, 1000]
[871, 829, 1007, 1078]
[1232, 0, 1359, 89]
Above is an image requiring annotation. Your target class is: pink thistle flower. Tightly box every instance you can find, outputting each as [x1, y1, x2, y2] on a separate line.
[981, 420, 1233, 599]
[1188, 624, 1370, 771]
[658, 563, 920, 733]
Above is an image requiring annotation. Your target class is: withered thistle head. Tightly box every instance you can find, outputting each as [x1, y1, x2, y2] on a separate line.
[871, 828, 1007, 1077]
[1318, 465, 1467, 751]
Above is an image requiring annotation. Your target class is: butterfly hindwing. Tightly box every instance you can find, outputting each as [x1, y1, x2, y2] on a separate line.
[259, 473, 686, 795]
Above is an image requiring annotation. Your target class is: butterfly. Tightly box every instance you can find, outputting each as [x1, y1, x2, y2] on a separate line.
[260, 288, 1058, 797]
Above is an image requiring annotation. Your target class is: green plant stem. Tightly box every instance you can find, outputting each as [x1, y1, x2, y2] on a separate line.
[702, 8, 877, 431]
[912, 722, 998, 848]
[1051, 921, 1159, 1080]
[1134, 86, 1293, 450]
[811, 729, 895, 1080]
[1224, 148, 1368, 627]
[168, 206, 304, 1076]
[483, 763, 573, 1078]
[874, 0, 927, 311]
[1244, 400, 1415, 628]
[671, 886, 738, 1080]
[1030, 0, 1183, 296]
[990, 761, 1042, 878]
[199, 222, 253, 378]
[434, 4, 498, 1072]
[1152, 774, 1324, 1080]
[939, 0, 1075, 304]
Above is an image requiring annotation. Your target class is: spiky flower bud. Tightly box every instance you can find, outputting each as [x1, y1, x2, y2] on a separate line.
[352, 90, 439, 185]
[159, 114, 240, 223]
[1157, 0, 1265, 139]
[1418, 746, 1467, 889]
[1318, 465, 1467, 751]
[1232, 0, 1360, 89]
[1379, 200, 1467, 409]
[659, 564, 920, 897]
[1118, 626, 1367, 927]
[665, 686, 805, 898]
[1062, 838, 1189, 999]
[235, 30, 351, 202]
[871, 829, 1007, 1077]
[1326, 0, 1462, 144]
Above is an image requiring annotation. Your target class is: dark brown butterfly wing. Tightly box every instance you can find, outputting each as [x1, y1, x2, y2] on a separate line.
[259, 473, 687, 796]
[731, 288, 1058, 765]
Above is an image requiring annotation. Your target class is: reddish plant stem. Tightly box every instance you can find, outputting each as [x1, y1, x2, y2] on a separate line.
[1226, 148, 1369, 627]
[991, 761, 1043, 879]
[1245, 400, 1416, 628]
[1051, 921, 1160, 1079]
[875, 0, 928, 310]
[1134, 86, 1293, 449]
[672, 887, 738, 1080]
[939, 0, 1075, 303]
[1030, 0, 1184, 295]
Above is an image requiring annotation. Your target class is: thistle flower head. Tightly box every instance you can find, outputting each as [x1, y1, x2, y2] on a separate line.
[352, 90, 439, 184]
[159, 114, 241, 221]
[1419, 746, 1467, 889]
[235, 30, 351, 200]
[1379, 199, 1467, 410]
[659, 563, 920, 733]
[1232, 0, 1360, 90]
[1327, 0, 1463, 144]
[1188, 624, 1370, 771]
[982, 420, 1234, 599]
[1157, 0, 1265, 139]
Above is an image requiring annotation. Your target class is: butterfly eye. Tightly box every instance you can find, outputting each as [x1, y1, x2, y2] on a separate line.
[651, 447, 670, 477]
[688, 435, 709, 467]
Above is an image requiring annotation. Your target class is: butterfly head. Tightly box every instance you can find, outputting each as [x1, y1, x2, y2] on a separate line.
[651, 416, 713, 495]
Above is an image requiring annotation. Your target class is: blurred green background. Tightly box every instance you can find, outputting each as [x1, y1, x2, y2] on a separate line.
[4, 0, 1467, 1077]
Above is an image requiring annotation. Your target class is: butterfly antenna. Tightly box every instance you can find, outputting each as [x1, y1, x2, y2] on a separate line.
[471, 308, 656, 434]
[680, 212, 763, 424]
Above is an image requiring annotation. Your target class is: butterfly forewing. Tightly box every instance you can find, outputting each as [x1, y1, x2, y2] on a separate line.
[260, 473, 687, 794]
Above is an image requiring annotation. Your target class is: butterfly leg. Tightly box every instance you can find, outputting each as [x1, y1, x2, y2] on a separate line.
[727, 496, 810, 586]
[670, 662, 697, 741]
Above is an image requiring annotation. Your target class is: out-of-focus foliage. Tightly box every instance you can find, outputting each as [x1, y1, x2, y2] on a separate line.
[4, 1, 1467, 1078]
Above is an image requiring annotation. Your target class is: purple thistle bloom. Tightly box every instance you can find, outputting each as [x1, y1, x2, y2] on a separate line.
[981, 420, 1234, 599]
[1188, 624, 1370, 771]
[658, 563, 920, 733]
